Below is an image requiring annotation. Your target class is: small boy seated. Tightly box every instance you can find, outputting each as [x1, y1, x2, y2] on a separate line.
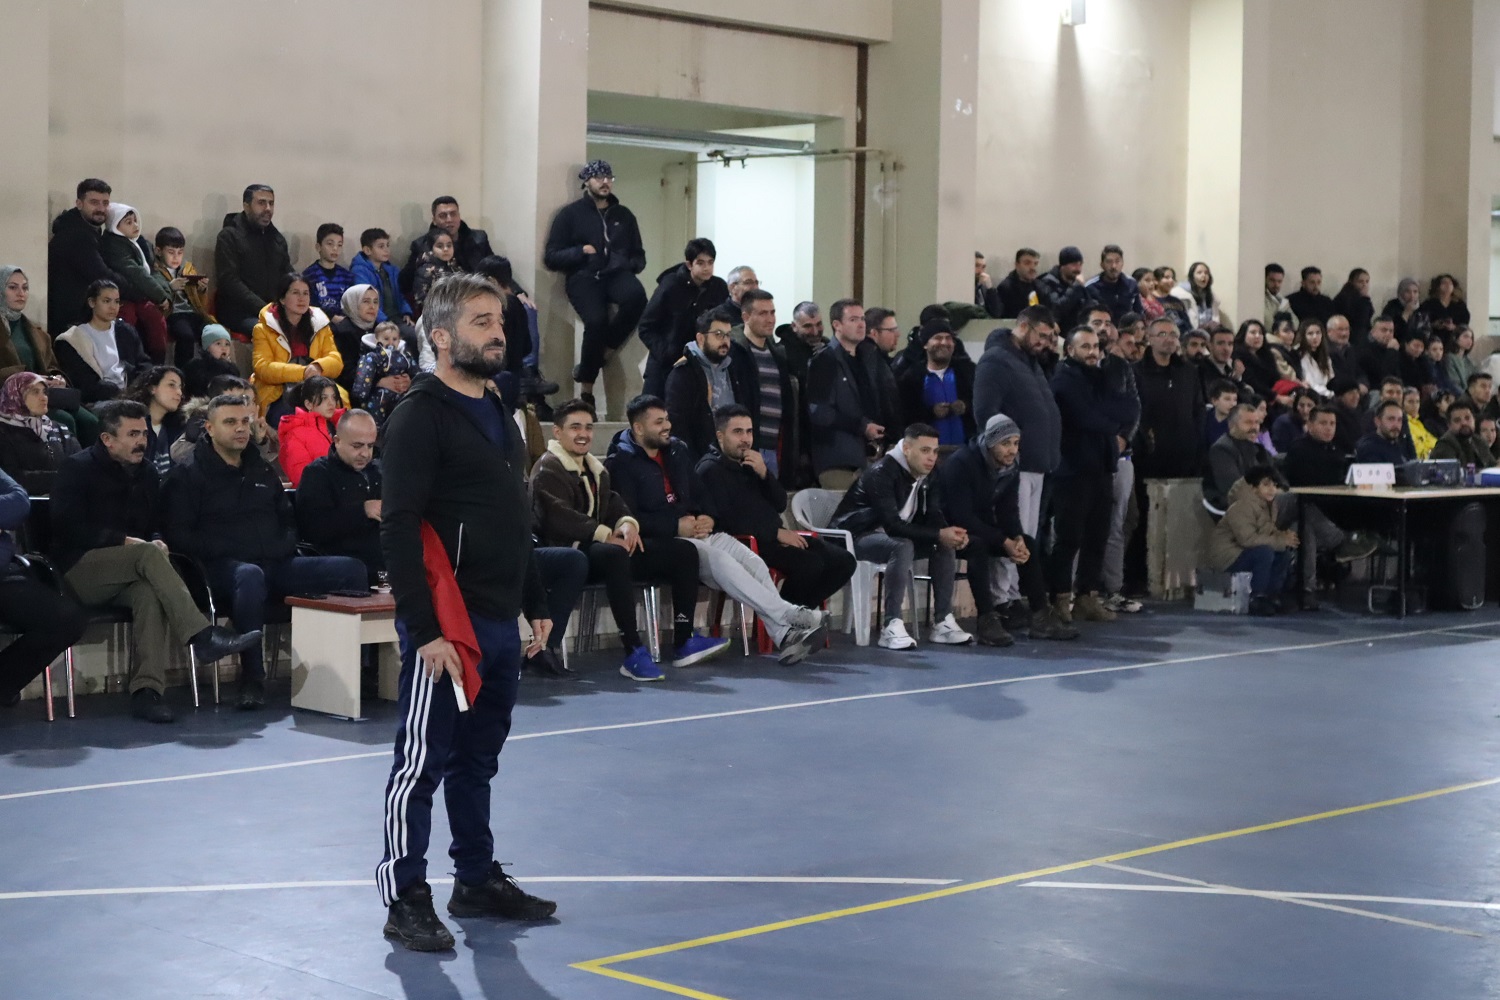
[153, 226, 213, 368]
[184, 325, 242, 398]
[353, 321, 417, 425]
[303, 223, 357, 319]
[411, 230, 465, 314]
[1205, 464, 1298, 618]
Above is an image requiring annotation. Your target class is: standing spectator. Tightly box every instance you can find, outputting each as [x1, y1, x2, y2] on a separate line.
[123, 365, 186, 477]
[865, 307, 902, 365]
[54, 280, 152, 403]
[1331, 268, 1374, 346]
[277, 375, 343, 487]
[397, 196, 495, 298]
[1446, 326, 1479, 393]
[731, 289, 800, 483]
[0, 265, 98, 443]
[353, 322, 416, 425]
[726, 266, 760, 307]
[1287, 266, 1335, 326]
[1197, 327, 1243, 396]
[1263, 263, 1296, 327]
[351, 229, 413, 328]
[806, 298, 897, 488]
[1206, 466, 1297, 617]
[184, 325, 239, 400]
[1357, 315, 1402, 391]
[898, 320, 974, 447]
[1038, 246, 1089, 331]
[993, 248, 1044, 318]
[100, 205, 171, 362]
[776, 300, 826, 391]
[638, 238, 729, 399]
[302, 224, 356, 320]
[0, 466, 86, 707]
[664, 306, 747, 461]
[153, 226, 214, 368]
[1420, 273, 1469, 338]
[1324, 314, 1364, 389]
[331, 285, 379, 398]
[214, 184, 292, 337]
[295, 409, 384, 581]
[471, 255, 556, 399]
[543, 160, 647, 405]
[1170, 262, 1226, 330]
[1382, 277, 1431, 344]
[1084, 244, 1142, 322]
[830, 424, 972, 650]
[0, 371, 81, 493]
[1402, 388, 1438, 459]
[409, 230, 465, 316]
[47, 179, 125, 336]
[1096, 308, 1143, 614]
[251, 273, 343, 424]
[1430, 399, 1494, 467]
[1134, 317, 1206, 479]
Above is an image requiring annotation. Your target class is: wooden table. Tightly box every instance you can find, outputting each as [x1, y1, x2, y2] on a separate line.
[286, 593, 400, 720]
[1291, 485, 1500, 617]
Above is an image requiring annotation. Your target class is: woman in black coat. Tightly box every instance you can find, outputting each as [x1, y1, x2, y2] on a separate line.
[1232, 319, 1281, 399]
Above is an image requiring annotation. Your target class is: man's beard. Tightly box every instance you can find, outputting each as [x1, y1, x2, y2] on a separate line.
[450, 336, 506, 379]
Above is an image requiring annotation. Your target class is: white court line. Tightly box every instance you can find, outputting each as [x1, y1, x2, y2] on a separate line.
[0, 622, 1487, 804]
[0, 875, 960, 901]
[1023, 881, 1500, 913]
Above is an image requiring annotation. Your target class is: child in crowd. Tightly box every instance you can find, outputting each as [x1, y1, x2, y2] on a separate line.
[184, 324, 241, 398]
[1206, 465, 1297, 618]
[153, 226, 214, 368]
[303, 223, 357, 319]
[278, 374, 344, 487]
[353, 321, 416, 425]
[1202, 379, 1239, 450]
[100, 204, 171, 362]
[410, 230, 464, 314]
[351, 229, 412, 326]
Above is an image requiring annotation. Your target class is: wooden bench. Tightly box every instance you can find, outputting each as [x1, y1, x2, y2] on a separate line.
[286, 593, 400, 720]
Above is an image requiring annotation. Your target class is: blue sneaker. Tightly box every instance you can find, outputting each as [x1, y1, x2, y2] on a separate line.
[620, 646, 664, 682]
[671, 633, 731, 668]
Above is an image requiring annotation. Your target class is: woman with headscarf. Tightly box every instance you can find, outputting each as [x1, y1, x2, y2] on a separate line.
[99, 204, 171, 362]
[0, 266, 99, 444]
[1381, 277, 1430, 345]
[330, 284, 379, 398]
[0, 371, 81, 494]
[251, 272, 344, 423]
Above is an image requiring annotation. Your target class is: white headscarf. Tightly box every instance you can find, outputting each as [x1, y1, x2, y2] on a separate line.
[341, 284, 377, 331]
[106, 204, 149, 269]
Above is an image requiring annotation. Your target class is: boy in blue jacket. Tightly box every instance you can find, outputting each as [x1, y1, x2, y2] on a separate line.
[352, 228, 413, 327]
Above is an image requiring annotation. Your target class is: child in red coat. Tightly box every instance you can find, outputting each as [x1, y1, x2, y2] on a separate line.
[278, 374, 344, 486]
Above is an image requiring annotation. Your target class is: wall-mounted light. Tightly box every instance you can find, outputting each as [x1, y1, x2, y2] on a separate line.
[1061, 0, 1086, 27]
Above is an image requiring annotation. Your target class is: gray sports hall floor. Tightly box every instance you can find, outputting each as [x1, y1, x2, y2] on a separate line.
[4, 606, 1500, 999]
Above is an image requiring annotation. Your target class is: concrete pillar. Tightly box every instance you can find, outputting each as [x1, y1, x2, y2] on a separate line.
[0, 2, 51, 306]
[479, 0, 589, 399]
[1184, 0, 1245, 321]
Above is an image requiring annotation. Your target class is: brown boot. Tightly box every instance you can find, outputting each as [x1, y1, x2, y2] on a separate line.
[1073, 592, 1117, 622]
[1053, 593, 1074, 625]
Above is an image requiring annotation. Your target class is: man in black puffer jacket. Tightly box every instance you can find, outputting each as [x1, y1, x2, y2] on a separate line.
[47, 178, 128, 334]
[214, 184, 292, 336]
[295, 409, 384, 582]
[638, 238, 730, 398]
[398, 196, 496, 297]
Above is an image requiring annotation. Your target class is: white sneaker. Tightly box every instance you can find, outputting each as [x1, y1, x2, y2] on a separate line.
[877, 618, 917, 650]
[928, 613, 973, 645]
[788, 606, 823, 629]
[1104, 592, 1143, 614]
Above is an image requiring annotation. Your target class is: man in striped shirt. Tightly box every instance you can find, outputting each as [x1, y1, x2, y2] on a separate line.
[731, 289, 800, 485]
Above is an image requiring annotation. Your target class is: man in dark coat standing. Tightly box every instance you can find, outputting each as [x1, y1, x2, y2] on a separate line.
[638, 238, 729, 399]
[214, 184, 292, 336]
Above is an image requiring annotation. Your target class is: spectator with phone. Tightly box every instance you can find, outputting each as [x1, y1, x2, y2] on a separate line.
[153, 226, 214, 368]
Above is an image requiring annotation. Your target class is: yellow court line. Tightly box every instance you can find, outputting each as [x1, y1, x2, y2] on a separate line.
[571, 774, 1500, 998]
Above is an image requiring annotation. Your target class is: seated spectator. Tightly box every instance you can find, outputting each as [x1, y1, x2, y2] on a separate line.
[302, 223, 356, 320]
[1083, 244, 1141, 322]
[531, 398, 719, 681]
[0, 265, 98, 444]
[1324, 314, 1364, 388]
[1196, 326, 1242, 395]
[1355, 399, 1417, 464]
[1170, 262, 1226, 329]
[170, 374, 280, 468]
[397, 195, 495, 297]
[47, 178, 126, 337]
[1429, 399, 1494, 468]
[1424, 336, 1457, 397]
[1445, 326, 1478, 393]
[1327, 376, 1364, 453]
[1249, 396, 1280, 455]
[897, 320, 974, 447]
[1358, 316, 1402, 389]
[638, 238, 729, 399]
[123, 365, 186, 477]
[296, 409, 383, 582]
[277, 375, 343, 487]
[1287, 266, 1335, 325]
[1427, 389, 1456, 438]
[807, 299, 900, 488]
[605, 395, 824, 665]
[1134, 268, 1165, 322]
[100, 204, 171, 363]
[830, 423, 973, 650]
[51, 399, 260, 722]
[410, 230, 465, 315]
[251, 272, 344, 424]
[665, 306, 747, 460]
[184, 324, 239, 399]
[1263, 263, 1296, 326]
[55, 280, 152, 403]
[1294, 318, 1333, 396]
[697, 405, 855, 613]
[471, 255, 554, 399]
[163, 394, 366, 708]
[214, 184, 292, 337]
[1203, 403, 1281, 512]
[1331, 268, 1374, 345]
[1463, 371, 1500, 423]
[1382, 277, 1429, 344]
[1403, 388, 1438, 459]
[1399, 334, 1436, 395]
[1206, 465, 1297, 617]
[353, 321, 416, 425]
[1183, 327, 1210, 362]
[1270, 388, 1318, 453]
[1420, 273, 1469, 338]
[0, 371, 81, 493]
[1233, 320, 1280, 398]
[1203, 379, 1240, 451]
[1283, 406, 1350, 487]
[993, 248, 1043, 319]
[0, 466, 86, 707]
[1481, 416, 1499, 454]
[729, 289, 802, 484]
[351, 229, 414, 330]
[1266, 313, 1303, 383]
[149, 226, 213, 369]
[1038, 247, 1089, 332]
[331, 284, 379, 398]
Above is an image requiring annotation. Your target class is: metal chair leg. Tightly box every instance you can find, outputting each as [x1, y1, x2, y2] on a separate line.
[645, 586, 662, 664]
[188, 647, 200, 708]
[43, 661, 54, 722]
[65, 650, 75, 719]
[739, 602, 752, 656]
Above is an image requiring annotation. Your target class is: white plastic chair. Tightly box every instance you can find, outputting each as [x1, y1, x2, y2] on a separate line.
[790, 489, 886, 646]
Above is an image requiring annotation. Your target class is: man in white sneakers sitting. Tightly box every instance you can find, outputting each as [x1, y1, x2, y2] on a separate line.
[830, 423, 972, 649]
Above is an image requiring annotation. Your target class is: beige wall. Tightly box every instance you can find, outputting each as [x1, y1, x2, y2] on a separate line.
[596, 0, 892, 43]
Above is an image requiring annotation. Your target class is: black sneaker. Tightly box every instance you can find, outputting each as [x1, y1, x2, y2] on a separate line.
[130, 688, 175, 723]
[384, 881, 456, 951]
[237, 677, 266, 711]
[999, 600, 1031, 632]
[1248, 596, 1280, 617]
[448, 862, 557, 921]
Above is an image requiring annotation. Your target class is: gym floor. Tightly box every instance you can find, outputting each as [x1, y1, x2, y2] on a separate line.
[3, 606, 1500, 999]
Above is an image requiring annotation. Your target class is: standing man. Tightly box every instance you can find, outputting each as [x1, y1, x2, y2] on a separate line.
[777, 300, 827, 390]
[726, 266, 760, 307]
[638, 238, 729, 399]
[731, 289, 800, 483]
[399, 196, 496, 297]
[665, 306, 747, 460]
[865, 307, 902, 365]
[543, 160, 647, 406]
[214, 184, 292, 337]
[1094, 307, 1144, 614]
[1038, 246, 1089, 332]
[48, 178, 126, 335]
[376, 274, 556, 951]
[1264, 263, 1296, 326]
[806, 299, 898, 488]
[1134, 317, 1206, 480]
[994, 248, 1044, 319]
[1084, 244, 1142, 322]
[897, 320, 974, 447]
[1197, 327, 1243, 397]
[975, 252, 996, 315]
[1287, 267, 1335, 326]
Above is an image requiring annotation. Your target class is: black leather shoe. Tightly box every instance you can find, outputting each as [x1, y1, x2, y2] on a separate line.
[448, 862, 557, 921]
[525, 648, 577, 680]
[237, 677, 266, 710]
[191, 626, 263, 664]
[384, 881, 455, 951]
[130, 688, 175, 723]
[1248, 596, 1280, 617]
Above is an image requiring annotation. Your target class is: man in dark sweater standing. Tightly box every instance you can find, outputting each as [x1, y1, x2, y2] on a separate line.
[375, 274, 556, 951]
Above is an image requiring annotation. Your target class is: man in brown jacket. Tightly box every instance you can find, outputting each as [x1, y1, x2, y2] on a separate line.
[530, 398, 727, 681]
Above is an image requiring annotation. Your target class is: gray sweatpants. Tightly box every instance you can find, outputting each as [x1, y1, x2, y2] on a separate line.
[687, 534, 800, 644]
[853, 531, 957, 625]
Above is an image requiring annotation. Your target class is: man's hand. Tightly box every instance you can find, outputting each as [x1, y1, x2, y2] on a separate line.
[363, 499, 383, 521]
[693, 515, 715, 538]
[418, 637, 465, 688]
[978, 270, 993, 289]
[1232, 359, 1245, 378]
[582, 244, 598, 256]
[252, 417, 272, 445]
[525, 619, 553, 658]
[677, 515, 698, 538]
[776, 528, 808, 549]
[741, 449, 768, 479]
[865, 422, 885, 442]
[517, 292, 535, 308]
[938, 526, 968, 550]
[950, 400, 967, 416]
[932, 402, 951, 419]
[1003, 536, 1030, 564]
[1282, 530, 1301, 549]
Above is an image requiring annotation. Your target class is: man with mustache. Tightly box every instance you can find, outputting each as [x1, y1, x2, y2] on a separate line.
[49, 399, 262, 723]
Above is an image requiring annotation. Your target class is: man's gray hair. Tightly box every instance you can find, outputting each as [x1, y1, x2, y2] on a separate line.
[793, 300, 820, 320]
[421, 272, 505, 353]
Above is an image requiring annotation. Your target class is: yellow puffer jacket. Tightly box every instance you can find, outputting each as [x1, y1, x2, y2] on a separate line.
[251, 304, 345, 414]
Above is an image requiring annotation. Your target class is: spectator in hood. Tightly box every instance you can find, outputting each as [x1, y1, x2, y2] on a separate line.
[1084, 244, 1142, 322]
[543, 160, 648, 406]
[1287, 266, 1335, 326]
[397, 196, 495, 298]
[1382, 277, 1431, 345]
[993, 248, 1044, 319]
[1331, 268, 1374, 346]
[898, 320, 974, 446]
[54, 280, 153, 404]
[665, 306, 748, 461]
[100, 204, 171, 362]
[353, 322, 417, 425]
[1038, 245, 1089, 332]
[214, 184, 292, 337]
[302, 223, 357, 320]
[47, 178, 127, 336]
[638, 238, 729, 399]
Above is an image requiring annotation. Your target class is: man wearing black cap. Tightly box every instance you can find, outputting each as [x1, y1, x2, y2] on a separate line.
[1038, 246, 1089, 331]
[898, 320, 974, 446]
[543, 160, 648, 406]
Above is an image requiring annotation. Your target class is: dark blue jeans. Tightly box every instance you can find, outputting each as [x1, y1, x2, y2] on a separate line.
[1228, 545, 1292, 597]
[204, 556, 367, 678]
[376, 613, 522, 903]
[533, 546, 589, 651]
